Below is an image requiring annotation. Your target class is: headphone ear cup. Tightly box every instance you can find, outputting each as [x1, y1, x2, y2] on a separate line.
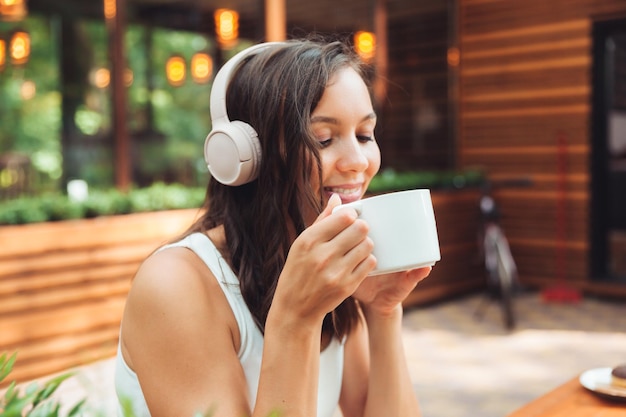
[204, 120, 261, 186]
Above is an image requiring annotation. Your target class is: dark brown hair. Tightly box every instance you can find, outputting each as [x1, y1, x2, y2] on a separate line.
[186, 39, 370, 340]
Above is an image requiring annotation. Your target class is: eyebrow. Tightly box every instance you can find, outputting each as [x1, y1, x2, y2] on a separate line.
[310, 112, 377, 125]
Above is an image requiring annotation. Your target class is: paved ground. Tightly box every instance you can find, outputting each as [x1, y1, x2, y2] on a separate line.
[46, 290, 626, 416]
[403, 291, 626, 417]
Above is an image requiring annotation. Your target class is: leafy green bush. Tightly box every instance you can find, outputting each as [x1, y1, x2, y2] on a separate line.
[128, 183, 205, 213]
[0, 171, 484, 226]
[0, 183, 205, 225]
[0, 352, 85, 417]
[367, 169, 485, 193]
[83, 188, 133, 218]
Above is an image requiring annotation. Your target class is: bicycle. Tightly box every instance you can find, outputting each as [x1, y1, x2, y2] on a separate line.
[473, 177, 531, 330]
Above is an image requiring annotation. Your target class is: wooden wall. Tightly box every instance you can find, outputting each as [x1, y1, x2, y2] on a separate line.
[457, 0, 626, 293]
[404, 189, 485, 307]
[0, 192, 481, 385]
[382, 0, 452, 171]
[0, 209, 198, 385]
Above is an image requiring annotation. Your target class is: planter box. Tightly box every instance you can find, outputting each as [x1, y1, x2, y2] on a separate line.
[0, 209, 200, 385]
[0, 189, 481, 385]
[403, 189, 484, 307]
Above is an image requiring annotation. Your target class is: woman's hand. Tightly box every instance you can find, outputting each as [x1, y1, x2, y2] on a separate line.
[272, 194, 377, 326]
[352, 267, 432, 317]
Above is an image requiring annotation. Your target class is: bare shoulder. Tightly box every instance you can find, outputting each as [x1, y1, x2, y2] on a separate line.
[121, 242, 240, 366]
[119, 239, 251, 415]
[126, 246, 213, 318]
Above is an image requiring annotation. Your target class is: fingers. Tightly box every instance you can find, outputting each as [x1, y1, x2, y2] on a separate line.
[408, 266, 432, 282]
[315, 193, 342, 224]
[308, 198, 361, 244]
[293, 194, 377, 280]
[388, 266, 432, 290]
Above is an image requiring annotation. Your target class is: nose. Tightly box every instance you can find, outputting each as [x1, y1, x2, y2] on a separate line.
[336, 135, 369, 172]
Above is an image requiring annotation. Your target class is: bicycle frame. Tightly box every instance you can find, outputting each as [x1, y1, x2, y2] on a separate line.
[474, 177, 530, 329]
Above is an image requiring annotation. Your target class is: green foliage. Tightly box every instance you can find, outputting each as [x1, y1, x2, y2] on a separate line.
[368, 169, 485, 193]
[1, 17, 216, 192]
[0, 170, 487, 225]
[0, 352, 86, 417]
[128, 182, 205, 213]
[0, 182, 205, 225]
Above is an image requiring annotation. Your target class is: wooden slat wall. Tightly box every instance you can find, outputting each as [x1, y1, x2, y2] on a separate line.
[458, 0, 626, 291]
[404, 189, 484, 307]
[0, 209, 198, 385]
[382, 1, 452, 171]
[0, 196, 478, 384]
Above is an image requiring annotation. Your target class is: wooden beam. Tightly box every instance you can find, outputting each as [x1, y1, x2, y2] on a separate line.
[109, 0, 131, 191]
[373, 0, 387, 105]
[265, 0, 285, 41]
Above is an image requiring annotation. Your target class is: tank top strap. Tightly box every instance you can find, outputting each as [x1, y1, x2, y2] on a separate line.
[159, 233, 240, 288]
[156, 233, 259, 360]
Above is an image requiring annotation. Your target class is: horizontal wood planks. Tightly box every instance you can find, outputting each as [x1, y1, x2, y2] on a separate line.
[0, 194, 483, 383]
[405, 189, 485, 307]
[0, 209, 199, 385]
[458, 0, 626, 291]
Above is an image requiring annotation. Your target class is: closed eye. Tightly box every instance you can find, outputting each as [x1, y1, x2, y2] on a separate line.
[318, 139, 332, 148]
[319, 136, 373, 148]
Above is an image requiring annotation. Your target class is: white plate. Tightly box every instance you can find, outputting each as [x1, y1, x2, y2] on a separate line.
[579, 367, 626, 401]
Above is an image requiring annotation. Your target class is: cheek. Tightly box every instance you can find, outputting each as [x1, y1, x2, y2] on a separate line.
[366, 145, 381, 176]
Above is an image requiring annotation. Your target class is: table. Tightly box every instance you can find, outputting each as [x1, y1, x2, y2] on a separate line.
[508, 376, 626, 416]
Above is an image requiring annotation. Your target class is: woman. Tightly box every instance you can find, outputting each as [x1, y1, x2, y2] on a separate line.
[115, 39, 431, 417]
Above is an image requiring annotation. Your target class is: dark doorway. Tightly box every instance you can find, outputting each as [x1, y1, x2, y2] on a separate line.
[591, 17, 626, 282]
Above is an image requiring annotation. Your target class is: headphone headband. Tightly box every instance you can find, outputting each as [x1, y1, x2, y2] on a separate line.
[205, 42, 286, 186]
[209, 42, 284, 125]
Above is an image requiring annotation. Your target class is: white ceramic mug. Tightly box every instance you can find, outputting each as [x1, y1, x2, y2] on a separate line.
[333, 189, 441, 276]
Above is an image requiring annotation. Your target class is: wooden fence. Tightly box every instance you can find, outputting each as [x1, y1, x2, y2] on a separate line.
[0, 190, 481, 385]
[0, 209, 199, 385]
[458, 0, 626, 294]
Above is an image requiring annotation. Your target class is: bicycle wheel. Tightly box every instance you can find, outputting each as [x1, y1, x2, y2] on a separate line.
[494, 229, 517, 329]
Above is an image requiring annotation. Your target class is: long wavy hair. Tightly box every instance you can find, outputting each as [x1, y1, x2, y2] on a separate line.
[186, 39, 370, 340]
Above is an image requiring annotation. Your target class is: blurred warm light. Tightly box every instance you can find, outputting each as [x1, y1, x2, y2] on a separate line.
[0, 39, 5, 69]
[447, 47, 460, 67]
[20, 80, 35, 100]
[124, 68, 133, 86]
[166, 55, 186, 87]
[103, 0, 116, 20]
[92, 68, 110, 88]
[0, 0, 27, 21]
[9, 30, 29, 65]
[91, 67, 132, 87]
[354, 31, 375, 61]
[215, 8, 239, 49]
[191, 52, 212, 84]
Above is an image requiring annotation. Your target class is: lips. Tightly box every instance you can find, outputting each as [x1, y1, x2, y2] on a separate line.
[323, 185, 363, 204]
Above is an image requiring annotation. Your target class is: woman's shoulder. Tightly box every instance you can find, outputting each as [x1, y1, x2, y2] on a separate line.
[128, 245, 213, 313]
[122, 233, 241, 346]
[119, 234, 242, 383]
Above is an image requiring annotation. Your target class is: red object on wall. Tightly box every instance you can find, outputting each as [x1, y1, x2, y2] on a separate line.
[542, 131, 582, 303]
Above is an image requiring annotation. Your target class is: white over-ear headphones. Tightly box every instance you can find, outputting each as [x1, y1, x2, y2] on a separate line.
[204, 42, 284, 186]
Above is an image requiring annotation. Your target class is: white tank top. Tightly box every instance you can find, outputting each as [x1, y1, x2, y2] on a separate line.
[115, 232, 344, 417]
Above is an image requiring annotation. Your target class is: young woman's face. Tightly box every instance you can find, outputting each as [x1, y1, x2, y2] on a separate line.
[310, 67, 381, 215]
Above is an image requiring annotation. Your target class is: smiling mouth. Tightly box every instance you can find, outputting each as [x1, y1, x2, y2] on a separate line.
[323, 186, 363, 203]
